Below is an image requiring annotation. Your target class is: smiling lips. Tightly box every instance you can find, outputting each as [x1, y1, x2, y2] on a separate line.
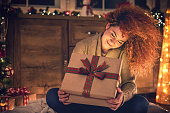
[107, 40, 113, 47]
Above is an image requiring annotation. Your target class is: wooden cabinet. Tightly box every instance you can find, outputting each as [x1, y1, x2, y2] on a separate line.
[7, 15, 159, 98]
[7, 15, 68, 98]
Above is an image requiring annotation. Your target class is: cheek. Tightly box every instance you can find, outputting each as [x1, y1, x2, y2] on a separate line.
[111, 43, 123, 49]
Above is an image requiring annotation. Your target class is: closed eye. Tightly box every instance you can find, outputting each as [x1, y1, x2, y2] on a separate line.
[111, 33, 123, 44]
[117, 40, 123, 44]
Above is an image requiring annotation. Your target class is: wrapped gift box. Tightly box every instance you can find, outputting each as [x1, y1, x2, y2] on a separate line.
[60, 53, 122, 107]
[13, 94, 36, 106]
[0, 96, 15, 112]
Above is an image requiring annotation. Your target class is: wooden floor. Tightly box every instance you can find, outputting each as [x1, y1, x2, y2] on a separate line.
[142, 93, 170, 112]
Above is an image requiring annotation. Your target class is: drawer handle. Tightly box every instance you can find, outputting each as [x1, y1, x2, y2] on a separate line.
[86, 31, 99, 35]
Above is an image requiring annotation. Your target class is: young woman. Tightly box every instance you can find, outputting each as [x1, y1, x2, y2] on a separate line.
[46, 6, 162, 113]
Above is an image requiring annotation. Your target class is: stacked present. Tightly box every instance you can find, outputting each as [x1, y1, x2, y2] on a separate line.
[7, 87, 36, 106]
[0, 87, 36, 111]
[0, 87, 37, 112]
[60, 53, 122, 107]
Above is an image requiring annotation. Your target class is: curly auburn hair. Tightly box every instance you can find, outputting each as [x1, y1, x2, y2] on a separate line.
[106, 6, 162, 77]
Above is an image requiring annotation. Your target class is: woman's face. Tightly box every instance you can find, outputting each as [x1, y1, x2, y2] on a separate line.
[102, 25, 128, 52]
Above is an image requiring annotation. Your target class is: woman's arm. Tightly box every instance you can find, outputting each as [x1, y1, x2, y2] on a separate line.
[120, 52, 137, 103]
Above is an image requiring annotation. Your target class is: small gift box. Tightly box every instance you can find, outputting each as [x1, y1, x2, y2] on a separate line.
[60, 53, 122, 107]
[14, 93, 36, 106]
[7, 87, 36, 106]
[0, 96, 15, 112]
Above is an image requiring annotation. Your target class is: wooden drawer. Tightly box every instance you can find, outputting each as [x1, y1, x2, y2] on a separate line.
[69, 20, 107, 46]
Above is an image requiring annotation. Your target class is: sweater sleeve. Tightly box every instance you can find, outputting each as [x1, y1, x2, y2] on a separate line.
[120, 52, 137, 103]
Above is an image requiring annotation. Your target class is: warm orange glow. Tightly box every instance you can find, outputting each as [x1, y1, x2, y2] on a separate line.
[156, 8, 170, 105]
[163, 68, 168, 73]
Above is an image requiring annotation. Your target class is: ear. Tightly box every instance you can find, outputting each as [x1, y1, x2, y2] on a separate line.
[105, 23, 110, 30]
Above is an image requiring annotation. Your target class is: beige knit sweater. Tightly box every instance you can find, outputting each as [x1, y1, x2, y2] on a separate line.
[72, 33, 137, 104]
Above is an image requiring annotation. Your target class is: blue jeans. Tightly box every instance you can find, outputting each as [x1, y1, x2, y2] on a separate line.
[46, 88, 149, 113]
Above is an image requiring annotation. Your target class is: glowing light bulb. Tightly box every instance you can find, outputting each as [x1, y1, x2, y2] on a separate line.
[165, 48, 168, 51]
[166, 54, 169, 57]
[160, 58, 163, 62]
[159, 74, 162, 78]
[48, 11, 51, 15]
[158, 83, 160, 87]
[163, 83, 165, 86]
[156, 95, 159, 99]
[163, 89, 167, 93]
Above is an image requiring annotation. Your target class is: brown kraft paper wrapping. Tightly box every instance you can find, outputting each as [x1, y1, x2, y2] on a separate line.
[60, 53, 122, 107]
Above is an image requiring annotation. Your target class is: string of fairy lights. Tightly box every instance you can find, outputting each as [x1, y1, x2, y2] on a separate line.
[152, 12, 165, 27]
[156, 9, 170, 105]
[9, 7, 106, 18]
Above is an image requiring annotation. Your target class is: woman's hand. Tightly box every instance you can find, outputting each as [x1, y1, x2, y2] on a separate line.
[58, 90, 71, 105]
[106, 87, 123, 111]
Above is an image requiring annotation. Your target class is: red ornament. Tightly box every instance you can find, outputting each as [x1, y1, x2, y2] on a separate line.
[65, 11, 71, 16]
[103, 14, 106, 18]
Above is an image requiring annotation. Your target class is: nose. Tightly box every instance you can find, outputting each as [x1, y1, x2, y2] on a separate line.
[110, 38, 116, 43]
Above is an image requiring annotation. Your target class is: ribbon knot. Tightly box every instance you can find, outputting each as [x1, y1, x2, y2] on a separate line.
[79, 57, 109, 80]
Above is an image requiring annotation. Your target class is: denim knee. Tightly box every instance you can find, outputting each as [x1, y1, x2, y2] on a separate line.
[46, 88, 60, 109]
[130, 95, 149, 113]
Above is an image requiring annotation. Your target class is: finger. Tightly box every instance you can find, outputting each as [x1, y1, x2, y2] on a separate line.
[58, 90, 65, 95]
[109, 103, 118, 108]
[110, 106, 118, 111]
[107, 100, 119, 105]
[59, 97, 69, 103]
[58, 93, 70, 99]
[63, 102, 71, 105]
[107, 99, 119, 104]
[109, 106, 117, 111]
[110, 104, 120, 111]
